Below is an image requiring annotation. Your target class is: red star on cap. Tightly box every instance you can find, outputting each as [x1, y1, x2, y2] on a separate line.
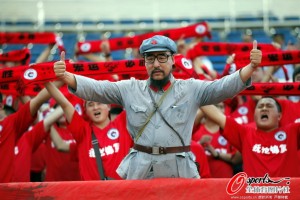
[151, 40, 157, 45]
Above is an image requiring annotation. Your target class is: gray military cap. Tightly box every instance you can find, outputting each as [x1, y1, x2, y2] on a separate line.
[139, 35, 177, 54]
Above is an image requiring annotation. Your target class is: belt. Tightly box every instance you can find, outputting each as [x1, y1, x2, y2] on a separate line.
[133, 143, 190, 155]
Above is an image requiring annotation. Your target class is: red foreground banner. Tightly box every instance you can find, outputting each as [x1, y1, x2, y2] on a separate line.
[0, 177, 299, 200]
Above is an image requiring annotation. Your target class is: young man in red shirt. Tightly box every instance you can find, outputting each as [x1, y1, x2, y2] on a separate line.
[45, 81, 133, 180]
[0, 82, 63, 183]
[13, 107, 66, 182]
[201, 96, 300, 177]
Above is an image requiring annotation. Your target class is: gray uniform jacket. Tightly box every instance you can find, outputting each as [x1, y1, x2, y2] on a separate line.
[70, 70, 250, 179]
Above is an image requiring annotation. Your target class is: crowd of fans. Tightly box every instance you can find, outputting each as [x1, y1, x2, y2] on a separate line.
[0, 22, 300, 182]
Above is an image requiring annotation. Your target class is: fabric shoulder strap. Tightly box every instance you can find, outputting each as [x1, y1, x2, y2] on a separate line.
[147, 84, 185, 146]
[135, 83, 174, 142]
[91, 127, 107, 180]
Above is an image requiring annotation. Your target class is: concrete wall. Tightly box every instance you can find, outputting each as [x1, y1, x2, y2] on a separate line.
[1, 0, 299, 22]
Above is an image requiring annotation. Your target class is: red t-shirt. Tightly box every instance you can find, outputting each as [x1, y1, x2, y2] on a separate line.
[0, 102, 36, 182]
[229, 96, 256, 125]
[68, 111, 133, 180]
[190, 140, 211, 178]
[223, 117, 300, 177]
[278, 99, 300, 126]
[13, 121, 47, 182]
[30, 143, 46, 173]
[193, 125, 236, 178]
[44, 125, 81, 181]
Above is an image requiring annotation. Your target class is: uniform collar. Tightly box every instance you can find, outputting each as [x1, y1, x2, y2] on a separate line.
[146, 74, 175, 92]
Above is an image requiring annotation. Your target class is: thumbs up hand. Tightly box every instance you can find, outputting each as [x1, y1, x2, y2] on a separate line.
[250, 40, 262, 68]
[54, 51, 66, 78]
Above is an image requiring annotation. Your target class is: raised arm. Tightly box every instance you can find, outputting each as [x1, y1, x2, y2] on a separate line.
[43, 106, 64, 132]
[35, 44, 55, 64]
[54, 51, 77, 90]
[50, 125, 70, 152]
[200, 105, 226, 129]
[29, 81, 64, 117]
[44, 81, 75, 123]
[239, 40, 262, 83]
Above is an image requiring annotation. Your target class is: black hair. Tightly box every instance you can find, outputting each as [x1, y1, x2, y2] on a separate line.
[0, 93, 16, 115]
[110, 107, 123, 115]
[272, 33, 285, 40]
[292, 66, 300, 82]
[3, 105, 16, 115]
[258, 96, 282, 113]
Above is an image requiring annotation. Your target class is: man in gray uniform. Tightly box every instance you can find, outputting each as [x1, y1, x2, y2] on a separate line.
[53, 35, 262, 179]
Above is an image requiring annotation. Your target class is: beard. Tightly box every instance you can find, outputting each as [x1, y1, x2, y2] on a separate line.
[150, 71, 171, 90]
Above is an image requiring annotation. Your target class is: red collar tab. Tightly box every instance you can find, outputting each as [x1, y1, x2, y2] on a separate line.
[149, 80, 171, 92]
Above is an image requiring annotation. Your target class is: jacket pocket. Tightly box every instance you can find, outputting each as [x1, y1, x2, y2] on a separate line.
[128, 104, 148, 128]
[175, 152, 200, 178]
[168, 100, 189, 125]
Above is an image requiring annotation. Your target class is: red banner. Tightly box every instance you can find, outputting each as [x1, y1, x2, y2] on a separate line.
[186, 42, 278, 59]
[76, 22, 211, 54]
[235, 50, 300, 68]
[0, 178, 299, 200]
[0, 65, 28, 83]
[0, 48, 31, 66]
[241, 82, 300, 95]
[21, 54, 200, 85]
[0, 32, 65, 52]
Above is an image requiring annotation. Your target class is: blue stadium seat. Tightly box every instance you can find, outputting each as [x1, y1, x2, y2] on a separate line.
[110, 32, 125, 38]
[81, 20, 97, 25]
[85, 33, 101, 40]
[15, 20, 35, 26]
[159, 18, 179, 24]
[112, 50, 125, 60]
[236, 15, 262, 22]
[213, 63, 225, 74]
[274, 28, 297, 45]
[208, 56, 227, 63]
[283, 16, 300, 21]
[138, 19, 154, 25]
[197, 17, 226, 23]
[3, 44, 26, 51]
[206, 31, 221, 42]
[226, 30, 243, 42]
[45, 20, 75, 26]
[62, 33, 78, 58]
[97, 19, 116, 25]
[119, 19, 137, 25]
[30, 44, 47, 54]
[254, 36, 272, 43]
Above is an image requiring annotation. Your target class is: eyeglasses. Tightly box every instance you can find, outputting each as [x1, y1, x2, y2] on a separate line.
[144, 53, 172, 64]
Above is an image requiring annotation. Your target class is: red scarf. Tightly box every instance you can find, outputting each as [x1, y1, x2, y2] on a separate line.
[0, 32, 65, 52]
[186, 42, 278, 59]
[0, 65, 27, 84]
[19, 54, 199, 84]
[0, 48, 31, 65]
[0, 82, 43, 96]
[0, 54, 199, 95]
[234, 50, 300, 68]
[76, 22, 211, 54]
[2, 59, 299, 96]
[240, 82, 300, 95]
[222, 50, 300, 77]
